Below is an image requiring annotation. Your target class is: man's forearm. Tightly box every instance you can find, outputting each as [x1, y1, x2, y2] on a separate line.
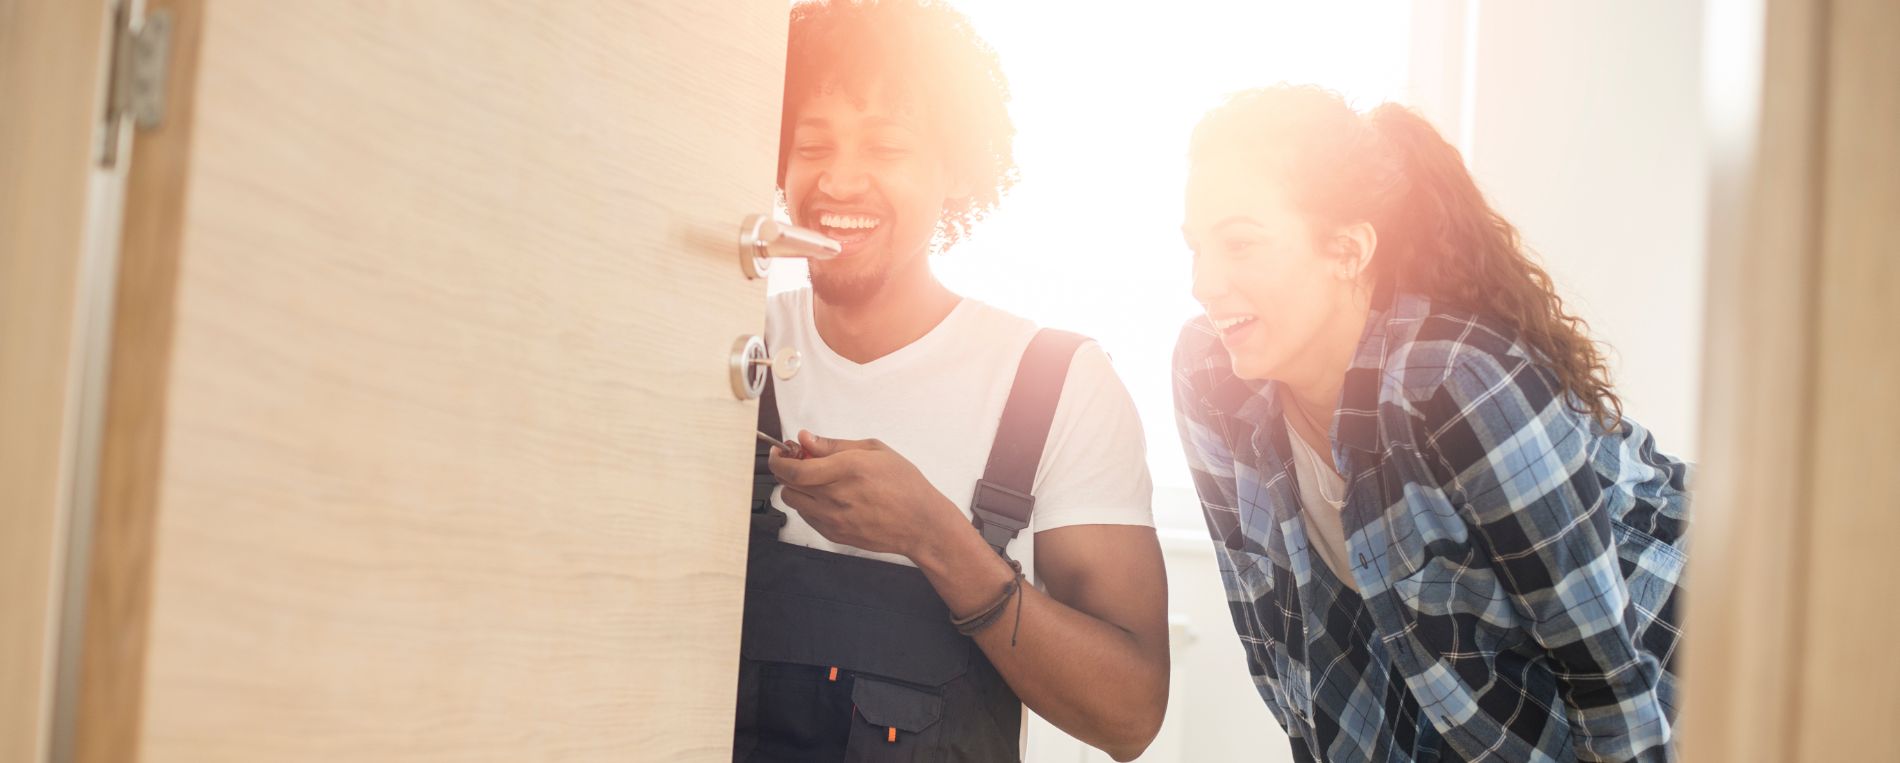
[909, 499, 1168, 761]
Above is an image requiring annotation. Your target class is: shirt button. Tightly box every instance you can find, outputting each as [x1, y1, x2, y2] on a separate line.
[1358, 553, 1369, 568]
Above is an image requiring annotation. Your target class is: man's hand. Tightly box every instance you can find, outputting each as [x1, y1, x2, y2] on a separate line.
[768, 431, 958, 558]
[771, 432, 1169, 760]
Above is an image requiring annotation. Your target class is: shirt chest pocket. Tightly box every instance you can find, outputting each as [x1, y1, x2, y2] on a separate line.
[1610, 519, 1687, 648]
[1391, 549, 1527, 655]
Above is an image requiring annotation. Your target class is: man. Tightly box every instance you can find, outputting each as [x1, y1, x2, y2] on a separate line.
[731, 2, 1169, 761]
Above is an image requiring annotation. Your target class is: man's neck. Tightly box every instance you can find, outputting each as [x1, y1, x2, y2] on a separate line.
[813, 267, 961, 365]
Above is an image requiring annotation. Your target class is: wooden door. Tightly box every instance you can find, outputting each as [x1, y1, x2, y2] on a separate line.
[1683, 0, 1900, 759]
[64, 2, 785, 760]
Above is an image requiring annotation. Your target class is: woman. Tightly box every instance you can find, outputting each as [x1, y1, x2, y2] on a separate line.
[1172, 85, 1689, 762]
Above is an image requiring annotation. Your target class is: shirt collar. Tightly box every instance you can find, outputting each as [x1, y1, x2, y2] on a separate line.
[1231, 277, 1423, 455]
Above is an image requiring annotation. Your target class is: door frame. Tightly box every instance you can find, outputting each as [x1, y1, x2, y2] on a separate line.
[0, 0, 117, 759]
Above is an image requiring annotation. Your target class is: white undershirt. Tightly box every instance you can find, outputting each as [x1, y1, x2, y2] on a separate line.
[1286, 420, 1359, 593]
[765, 289, 1154, 581]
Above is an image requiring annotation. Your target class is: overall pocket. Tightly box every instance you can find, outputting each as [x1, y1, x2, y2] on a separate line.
[844, 677, 946, 762]
[737, 540, 1020, 761]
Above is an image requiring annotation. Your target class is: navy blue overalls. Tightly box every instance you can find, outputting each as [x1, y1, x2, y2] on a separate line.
[731, 330, 1087, 762]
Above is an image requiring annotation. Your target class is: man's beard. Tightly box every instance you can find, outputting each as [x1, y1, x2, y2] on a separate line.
[809, 260, 892, 307]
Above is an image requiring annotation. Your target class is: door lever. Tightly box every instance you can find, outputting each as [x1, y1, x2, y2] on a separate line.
[738, 214, 841, 279]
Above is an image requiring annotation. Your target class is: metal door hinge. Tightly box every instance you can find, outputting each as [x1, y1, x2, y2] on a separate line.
[99, 3, 173, 167]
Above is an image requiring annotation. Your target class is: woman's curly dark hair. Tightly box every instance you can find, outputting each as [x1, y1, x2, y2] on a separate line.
[1192, 86, 1626, 430]
[779, 0, 1018, 250]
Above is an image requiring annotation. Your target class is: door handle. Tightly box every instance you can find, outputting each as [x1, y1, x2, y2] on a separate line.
[738, 214, 840, 280]
[729, 335, 802, 400]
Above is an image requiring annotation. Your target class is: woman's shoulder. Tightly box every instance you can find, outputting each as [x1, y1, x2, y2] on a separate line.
[1171, 316, 1239, 398]
[1172, 315, 1226, 367]
[1376, 295, 1549, 400]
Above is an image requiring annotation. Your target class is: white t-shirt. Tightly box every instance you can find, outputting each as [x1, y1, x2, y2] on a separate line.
[765, 289, 1154, 580]
[1286, 420, 1359, 593]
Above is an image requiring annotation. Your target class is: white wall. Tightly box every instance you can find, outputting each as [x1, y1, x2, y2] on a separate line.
[1409, 0, 1709, 458]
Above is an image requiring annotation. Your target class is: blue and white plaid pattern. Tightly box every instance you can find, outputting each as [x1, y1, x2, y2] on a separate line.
[1172, 288, 1690, 762]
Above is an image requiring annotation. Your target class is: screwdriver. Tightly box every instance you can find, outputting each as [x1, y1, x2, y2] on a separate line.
[756, 431, 805, 459]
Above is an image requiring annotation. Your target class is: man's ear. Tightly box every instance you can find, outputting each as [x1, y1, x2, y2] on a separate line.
[943, 154, 975, 204]
[1331, 221, 1379, 281]
[947, 174, 973, 205]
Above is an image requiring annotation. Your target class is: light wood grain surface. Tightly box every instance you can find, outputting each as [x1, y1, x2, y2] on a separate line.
[1794, 0, 1900, 756]
[1679, 0, 1826, 760]
[79, 2, 785, 760]
[0, 0, 110, 760]
[1685, 0, 1900, 759]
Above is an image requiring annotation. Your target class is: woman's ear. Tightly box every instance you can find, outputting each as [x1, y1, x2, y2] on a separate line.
[1331, 221, 1379, 281]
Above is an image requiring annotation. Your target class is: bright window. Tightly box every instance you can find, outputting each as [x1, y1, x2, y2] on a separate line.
[773, 2, 1416, 528]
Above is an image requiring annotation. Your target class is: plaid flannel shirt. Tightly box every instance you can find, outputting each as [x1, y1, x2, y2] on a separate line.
[1172, 287, 1690, 762]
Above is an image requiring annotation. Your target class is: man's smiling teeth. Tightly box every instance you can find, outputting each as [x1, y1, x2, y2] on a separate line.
[1211, 314, 1257, 331]
[819, 213, 882, 230]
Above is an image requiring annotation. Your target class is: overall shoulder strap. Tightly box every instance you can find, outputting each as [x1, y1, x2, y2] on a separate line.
[970, 329, 1091, 557]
